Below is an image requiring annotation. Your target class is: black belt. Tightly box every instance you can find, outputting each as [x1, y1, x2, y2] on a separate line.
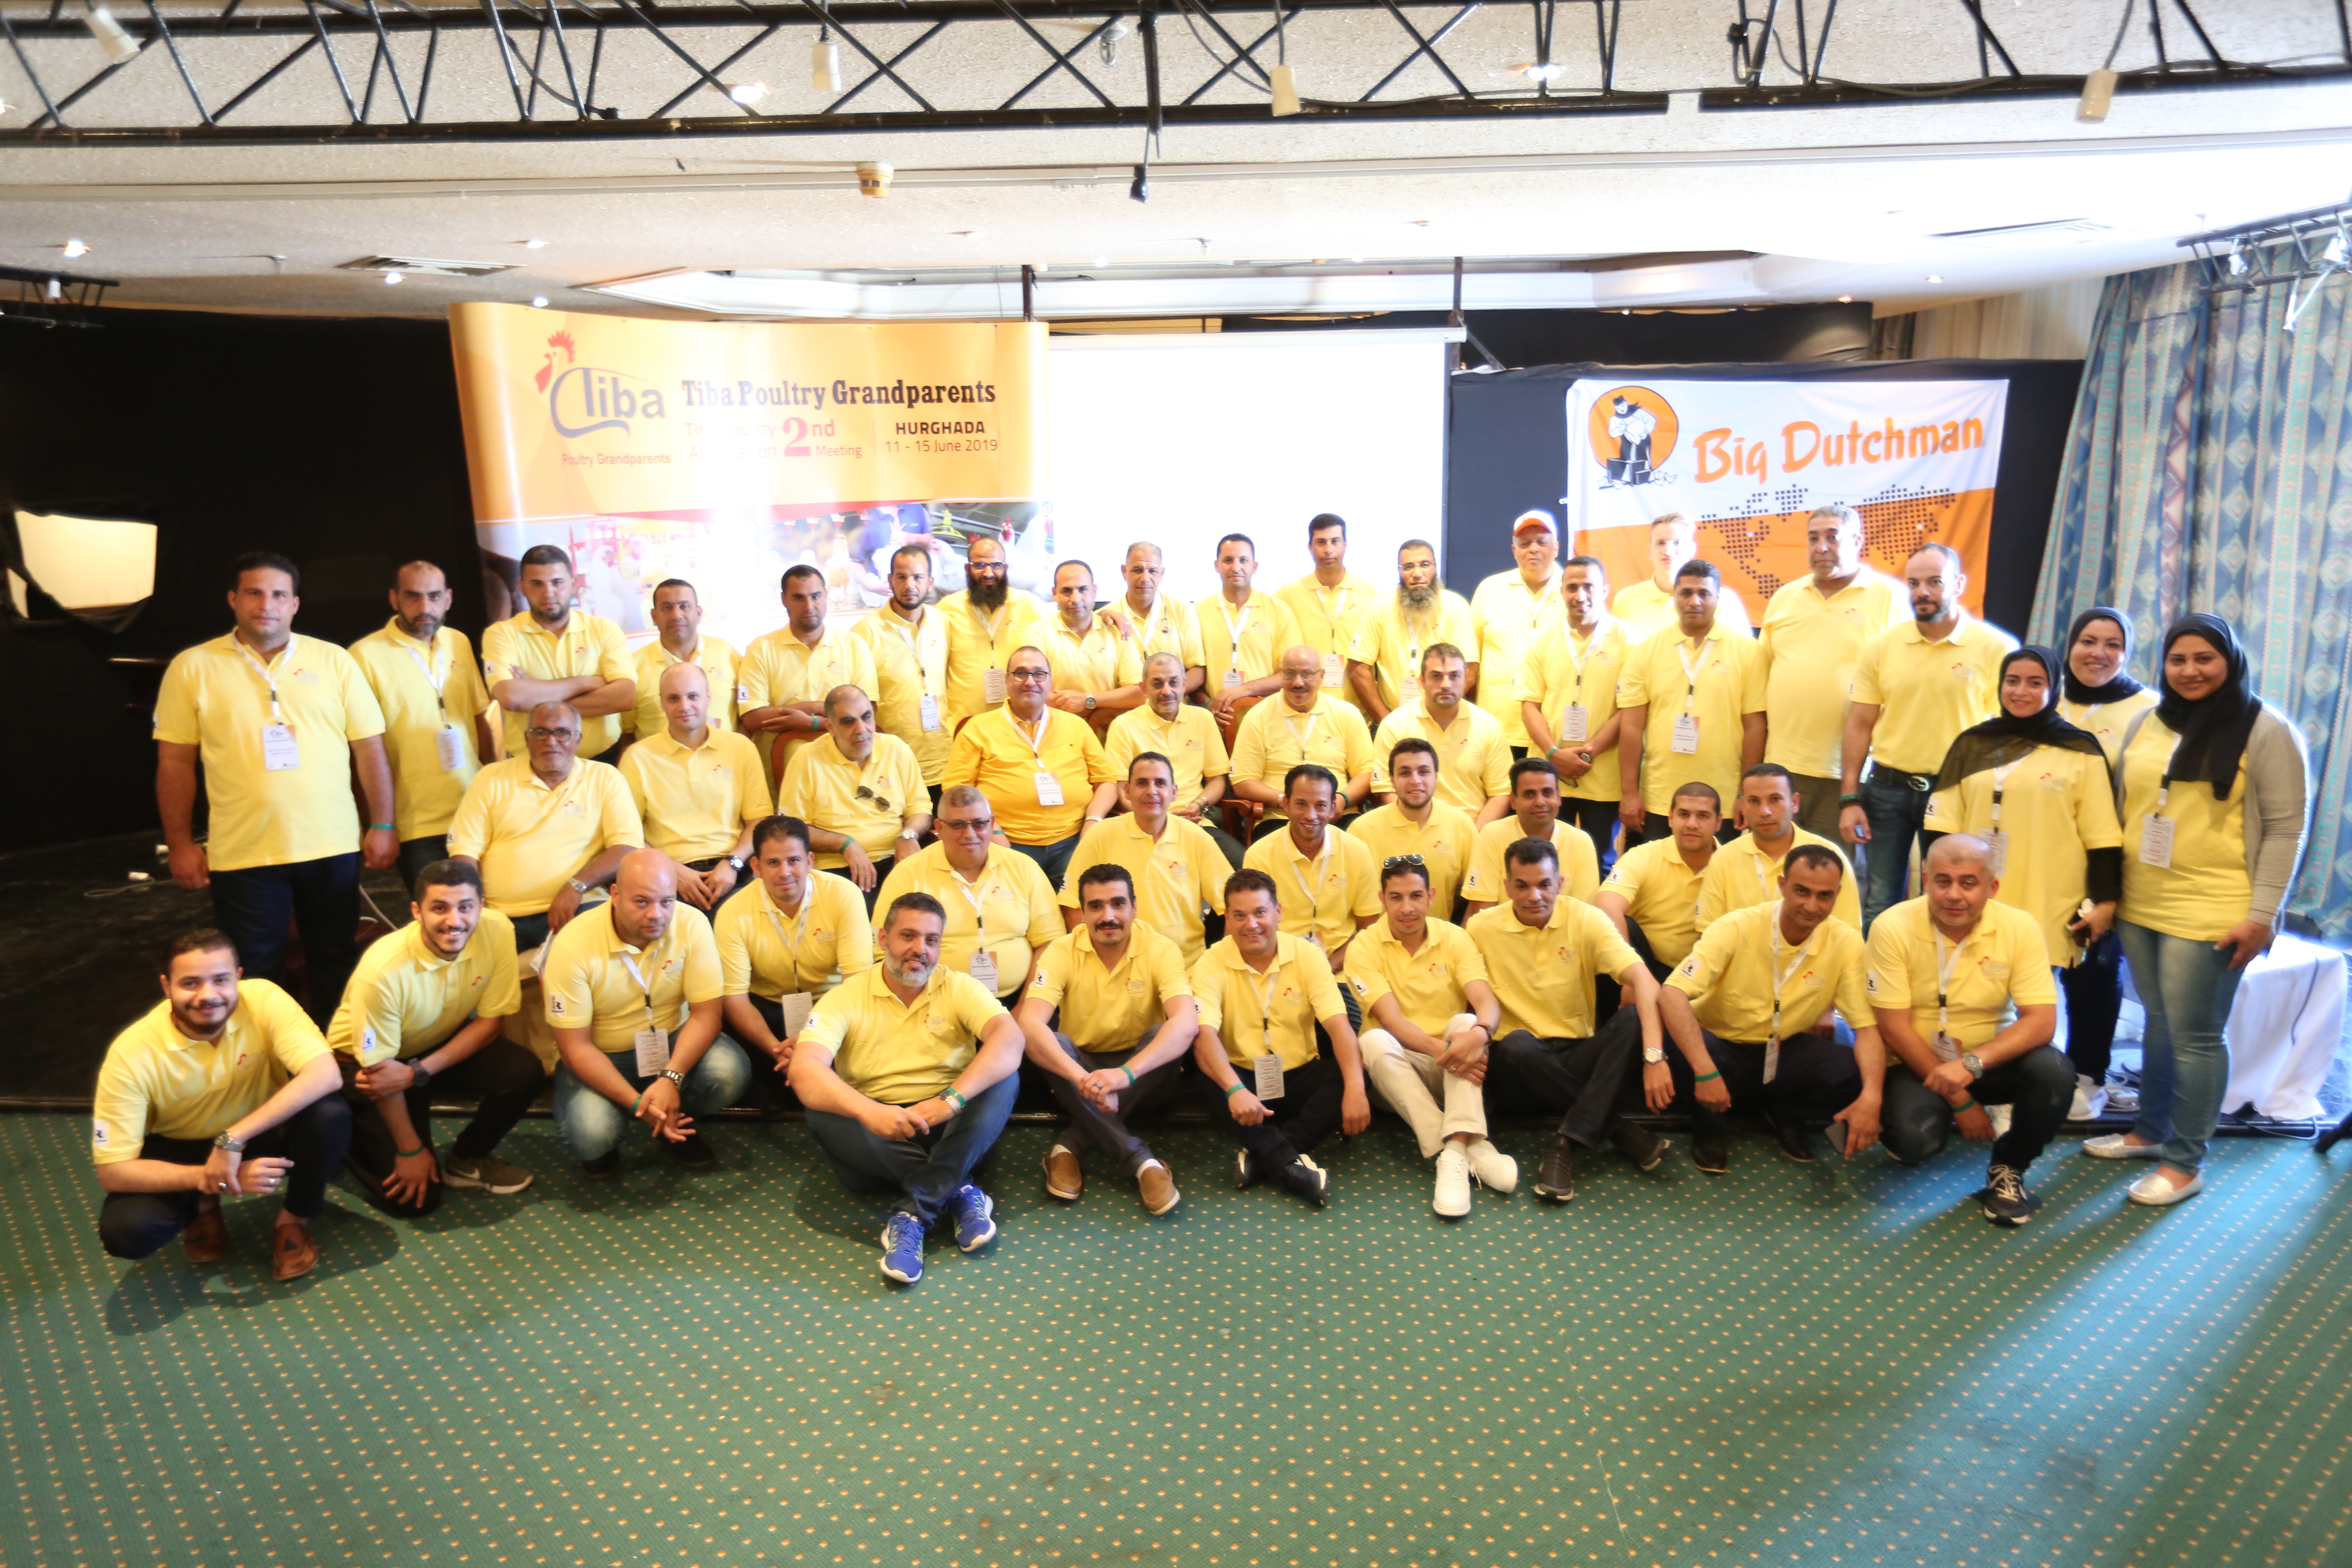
[1872, 766, 1936, 794]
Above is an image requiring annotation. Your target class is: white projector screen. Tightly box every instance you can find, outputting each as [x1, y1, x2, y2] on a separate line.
[1046, 330, 1455, 604]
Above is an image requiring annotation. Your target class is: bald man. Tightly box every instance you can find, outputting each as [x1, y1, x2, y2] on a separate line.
[619, 664, 772, 912]
[1228, 645, 1377, 837]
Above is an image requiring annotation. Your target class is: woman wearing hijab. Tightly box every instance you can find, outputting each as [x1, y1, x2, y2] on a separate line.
[2057, 608, 2160, 763]
[2085, 613, 2311, 1206]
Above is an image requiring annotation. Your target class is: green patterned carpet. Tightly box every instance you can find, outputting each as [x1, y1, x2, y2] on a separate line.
[5, 1110, 2350, 1568]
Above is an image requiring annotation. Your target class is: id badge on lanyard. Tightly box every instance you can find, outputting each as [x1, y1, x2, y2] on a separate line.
[1983, 758, 2020, 877]
[621, 953, 670, 1074]
[1670, 639, 1703, 755]
[2140, 740, 2185, 869]
[238, 641, 301, 771]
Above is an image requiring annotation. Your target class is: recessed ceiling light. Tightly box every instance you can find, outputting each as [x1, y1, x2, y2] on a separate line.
[60, 238, 87, 258]
[727, 81, 771, 105]
[531, 296, 549, 308]
[1926, 275, 1944, 283]
[524, 238, 548, 249]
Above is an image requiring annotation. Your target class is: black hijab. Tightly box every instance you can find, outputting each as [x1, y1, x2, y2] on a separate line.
[2154, 612, 2261, 796]
[2061, 606, 2147, 706]
[1933, 646, 2109, 792]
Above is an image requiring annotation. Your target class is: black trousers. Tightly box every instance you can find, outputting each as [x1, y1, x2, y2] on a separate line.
[98, 1096, 353, 1259]
[1668, 1031, 1861, 1137]
[396, 835, 450, 891]
[2061, 934, 2125, 1084]
[207, 852, 361, 1027]
[1882, 1047, 2075, 1172]
[1046, 1031, 1186, 1175]
[1559, 797, 1622, 876]
[1200, 1054, 1345, 1167]
[336, 1040, 547, 1216]
[1487, 1007, 1642, 1148]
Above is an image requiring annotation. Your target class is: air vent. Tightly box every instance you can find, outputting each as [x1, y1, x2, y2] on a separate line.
[337, 255, 518, 277]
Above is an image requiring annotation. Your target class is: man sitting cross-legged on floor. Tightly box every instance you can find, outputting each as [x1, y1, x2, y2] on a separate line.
[1343, 854, 1517, 1218]
[714, 814, 874, 1095]
[330, 859, 544, 1214]
[1658, 844, 1884, 1176]
[1190, 868, 1371, 1207]
[791, 891, 1025, 1285]
[91, 929, 351, 1281]
[1018, 864, 1200, 1216]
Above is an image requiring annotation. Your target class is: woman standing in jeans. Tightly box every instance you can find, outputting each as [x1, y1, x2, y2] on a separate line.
[2085, 613, 2310, 1205]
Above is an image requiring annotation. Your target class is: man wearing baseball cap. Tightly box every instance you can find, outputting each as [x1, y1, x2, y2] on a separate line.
[1470, 510, 1563, 756]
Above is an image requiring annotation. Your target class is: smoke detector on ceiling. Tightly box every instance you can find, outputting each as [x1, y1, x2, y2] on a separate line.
[337, 255, 521, 278]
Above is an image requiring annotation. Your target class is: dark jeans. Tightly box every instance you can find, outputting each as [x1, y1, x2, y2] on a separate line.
[1047, 1031, 1186, 1175]
[1858, 768, 1933, 931]
[1786, 772, 1844, 843]
[396, 835, 450, 892]
[2061, 933, 2125, 1084]
[1007, 835, 1079, 889]
[1559, 797, 1622, 876]
[1486, 1007, 1643, 1148]
[550, 1036, 755, 1163]
[1199, 1053, 1347, 1168]
[98, 1096, 353, 1259]
[682, 856, 756, 913]
[1202, 818, 1247, 869]
[1670, 1031, 1861, 1138]
[336, 1040, 547, 1217]
[805, 1072, 1018, 1225]
[1881, 1047, 2074, 1172]
[208, 851, 361, 1027]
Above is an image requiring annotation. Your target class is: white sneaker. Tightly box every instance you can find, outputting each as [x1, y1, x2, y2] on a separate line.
[2127, 1169, 2205, 1207]
[2106, 1084, 2141, 1114]
[2068, 1075, 2107, 1122]
[1433, 1147, 1473, 1219]
[1986, 1104, 2014, 1140]
[1463, 1138, 1519, 1194]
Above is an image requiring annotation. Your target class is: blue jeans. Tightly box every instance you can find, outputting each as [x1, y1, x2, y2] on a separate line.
[1858, 768, 1932, 931]
[804, 1072, 1018, 1225]
[2118, 920, 2246, 1171]
[550, 1034, 754, 1163]
[207, 851, 361, 1027]
[1006, 835, 1078, 890]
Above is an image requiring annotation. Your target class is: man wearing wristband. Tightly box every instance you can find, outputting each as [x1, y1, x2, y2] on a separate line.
[542, 849, 751, 1178]
[715, 816, 873, 1090]
[1018, 865, 1199, 1214]
[791, 892, 1025, 1285]
[739, 563, 879, 791]
[1864, 834, 2066, 1226]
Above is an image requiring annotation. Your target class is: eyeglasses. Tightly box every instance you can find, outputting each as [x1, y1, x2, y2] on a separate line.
[1382, 853, 1425, 871]
[855, 784, 893, 813]
[1008, 669, 1050, 683]
[524, 727, 579, 742]
[939, 817, 993, 833]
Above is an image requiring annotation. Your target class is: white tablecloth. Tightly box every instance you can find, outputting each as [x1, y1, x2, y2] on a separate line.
[2220, 934, 2346, 1121]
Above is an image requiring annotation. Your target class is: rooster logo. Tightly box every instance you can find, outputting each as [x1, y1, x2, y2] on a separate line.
[534, 330, 577, 393]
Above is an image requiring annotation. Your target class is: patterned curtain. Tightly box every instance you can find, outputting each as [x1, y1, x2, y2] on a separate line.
[2029, 259, 2352, 939]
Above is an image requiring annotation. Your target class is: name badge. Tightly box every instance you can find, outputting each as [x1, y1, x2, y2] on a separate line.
[262, 724, 300, 771]
[919, 695, 942, 732]
[2139, 816, 2175, 869]
[779, 991, 814, 1038]
[434, 725, 465, 773]
[983, 668, 1007, 706]
[1321, 652, 1344, 688]
[1034, 770, 1066, 807]
[634, 1027, 671, 1076]
[1762, 1036, 1781, 1085]
[1563, 703, 1588, 744]
[1670, 714, 1700, 755]
[1930, 1030, 1961, 1063]
[1252, 1053, 1285, 1100]
[1983, 827, 2009, 877]
[969, 949, 1000, 993]
[1224, 666, 1243, 691]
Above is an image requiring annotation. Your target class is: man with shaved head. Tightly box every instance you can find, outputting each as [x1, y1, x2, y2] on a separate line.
[448, 697, 642, 952]
[619, 663, 771, 912]
[1118, 542, 1206, 696]
[542, 848, 752, 1177]
[348, 558, 501, 885]
[1864, 833, 2065, 1227]
[1228, 644, 1376, 839]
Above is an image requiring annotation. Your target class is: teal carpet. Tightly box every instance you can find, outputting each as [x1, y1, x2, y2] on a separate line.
[4, 1111, 2350, 1568]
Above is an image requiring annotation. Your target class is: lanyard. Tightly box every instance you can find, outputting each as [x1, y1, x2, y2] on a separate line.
[398, 632, 451, 722]
[2154, 735, 2185, 816]
[1279, 706, 1322, 756]
[1314, 586, 1350, 648]
[1243, 957, 1283, 1055]
[762, 889, 811, 976]
[1401, 609, 1434, 667]
[1987, 756, 2024, 831]
[1217, 597, 1256, 654]
[883, 608, 939, 693]
[234, 637, 292, 724]
[1008, 710, 1051, 763]
[1285, 835, 1333, 916]
[1675, 635, 1708, 713]
[972, 603, 1010, 646]
[1766, 911, 1817, 1044]
[618, 950, 662, 1032]
[1932, 929, 1966, 1041]
[1563, 625, 1605, 697]
[1751, 842, 1782, 895]
[949, 866, 991, 940]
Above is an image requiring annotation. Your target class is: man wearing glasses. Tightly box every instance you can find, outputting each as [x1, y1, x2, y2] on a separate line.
[874, 785, 1066, 1006]
[618, 664, 771, 914]
[944, 646, 1119, 887]
[777, 685, 931, 907]
[1229, 645, 1376, 841]
[447, 699, 643, 955]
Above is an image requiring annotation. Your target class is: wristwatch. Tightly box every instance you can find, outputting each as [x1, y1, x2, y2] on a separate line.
[726, 855, 746, 873]
[1961, 1051, 1984, 1079]
[1082, 693, 1098, 711]
[212, 1131, 246, 1154]
[410, 1060, 434, 1090]
[1641, 1047, 1666, 1065]
[660, 1069, 688, 1088]
[567, 877, 590, 895]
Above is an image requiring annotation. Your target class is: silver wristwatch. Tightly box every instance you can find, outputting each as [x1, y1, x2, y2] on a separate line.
[212, 1131, 246, 1154]
[726, 855, 746, 873]
[1641, 1046, 1666, 1064]
[1961, 1051, 1984, 1079]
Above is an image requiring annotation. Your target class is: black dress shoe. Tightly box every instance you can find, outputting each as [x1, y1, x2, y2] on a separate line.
[580, 1150, 623, 1181]
[1534, 1134, 1577, 1202]
[1610, 1118, 1668, 1172]
[1691, 1134, 1729, 1175]
[1766, 1111, 1814, 1163]
[667, 1132, 719, 1172]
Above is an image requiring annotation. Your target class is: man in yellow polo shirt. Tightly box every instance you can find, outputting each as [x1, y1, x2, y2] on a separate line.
[1596, 781, 1721, 974]
[1348, 539, 1478, 723]
[940, 530, 1047, 729]
[1469, 510, 1561, 751]
[481, 543, 635, 762]
[1059, 753, 1229, 966]
[1275, 513, 1375, 717]
[348, 558, 500, 886]
[1461, 758, 1601, 913]
[91, 929, 349, 1281]
[620, 664, 771, 913]
[851, 544, 953, 794]
[1347, 738, 1476, 917]
[1038, 559, 1145, 734]
[1469, 835, 1668, 1203]
[447, 700, 643, 953]
[1757, 505, 1905, 840]
[1609, 513, 1754, 642]
[1230, 646, 1377, 835]
[543, 849, 750, 1178]
[1842, 544, 2019, 929]
[329, 859, 541, 1215]
[1661, 844, 1882, 1176]
[156, 551, 398, 1024]
[1866, 833, 2066, 1227]
[626, 577, 741, 743]
[1370, 642, 1511, 823]
[1243, 765, 1381, 972]
[1119, 542, 1205, 696]
[1203, 532, 1305, 735]
[1021, 864, 1199, 1214]
[1696, 764, 1861, 931]
[944, 645, 1119, 886]
[1520, 555, 1632, 871]
[740, 563, 879, 789]
[791, 891, 1025, 1285]
[1190, 868, 1369, 1206]
[716, 815, 874, 1085]
[874, 786, 1065, 1003]
[1615, 559, 1767, 846]
[1106, 653, 1240, 865]
[777, 684, 930, 901]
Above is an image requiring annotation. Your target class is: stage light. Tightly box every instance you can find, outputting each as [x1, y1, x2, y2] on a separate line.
[45, 276, 60, 300]
[2325, 233, 2347, 265]
[531, 296, 550, 308]
[525, 238, 548, 249]
[1838, 294, 1853, 303]
[1523, 60, 1563, 82]
[1098, 19, 1131, 67]
[728, 80, 772, 105]
[812, 29, 841, 91]
[383, 270, 404, 285]
[83, 3, 141, 66]
[1130, 167, 1149, 204]
[857, 161, 894, 198]
[2228, 242, 2247, 276]
[61, 238, 88, 258]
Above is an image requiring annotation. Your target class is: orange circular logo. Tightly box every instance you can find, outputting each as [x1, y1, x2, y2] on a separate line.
[1586, 385, 1679, 486]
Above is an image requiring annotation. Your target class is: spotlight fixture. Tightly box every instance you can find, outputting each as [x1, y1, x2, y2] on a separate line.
[1926, 275, 1943, 284]
[1270, 63, 1301, 116]
[857, 161, 893, 198]
[2077, 67, 2117, 122]
[812, 29, 841, 91]
[1523, 60, 1563, 82]
[383, 270, 404, 286]
[727, 80, 772, 105]
[61, 238, 88, 259]
[82, 2, 141, 66]
[1129, 166, 1149, 204]
[2325, 233, 2348, 266]
[1098, 18, 1132, 67]
[2227, 242, 2248, 276]
[531, 296, 550, 308]
[524, 238, 548, 249]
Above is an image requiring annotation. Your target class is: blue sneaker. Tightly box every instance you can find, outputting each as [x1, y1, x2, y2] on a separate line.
[880, 1212, 924, 1285]
[948, 1184, 998, 1252]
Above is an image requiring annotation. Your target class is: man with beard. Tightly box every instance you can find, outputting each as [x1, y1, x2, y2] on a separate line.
[1200, 532, 1303, 736]
[626, 577, 741, 744]
[350, 559, 501, 885]
[852, 544, 953, 798]
[481, 543, 637, 762]
[1370, 643, 1512, 823]
[940, 531, 1047, 729]
[1275, 513, 1376, 718]
[1105, 653, 1240, 865]
[739, 562, 879, 789]
[1757, 505, 1905, 841]
[1347, 738, 1476, 917]
[1119, 542, 1206, 696]
[1348, 539, 1478, 724]
[715, 814, 874, 1083]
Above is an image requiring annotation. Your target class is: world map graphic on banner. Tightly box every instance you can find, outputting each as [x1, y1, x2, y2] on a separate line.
[1561, 377, 2010, 617]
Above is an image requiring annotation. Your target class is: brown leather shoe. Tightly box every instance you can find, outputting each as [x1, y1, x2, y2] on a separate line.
[1044, 1145, 1083, 1201]
[271, 1221, 319, 1282]
[1137, 1160, 1180, 1216]
[181, 1203, 229, 1264]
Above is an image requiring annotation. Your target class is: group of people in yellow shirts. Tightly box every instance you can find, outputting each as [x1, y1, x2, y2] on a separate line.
[92, 505, 2310, 1285]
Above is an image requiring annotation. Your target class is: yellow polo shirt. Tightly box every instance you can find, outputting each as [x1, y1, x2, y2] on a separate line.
[1123, 593, 1205, 672]
[446, 757, 643, 917]
[91, 980, 328, 1162]
[938, 587, 1047, 725]
[1517, 615, 1630, 803]
[1343, 917, 1488, 1036]
[739, 626, 878, 783]
[1274, 572, 1378, 710]
[1191, 933, 1350, 1071]
[1609, 578, 1753, 644]
[541, 900, 724, 1054]
[1104, 704, 1231, 813]
[1758, 572, 1906, 777]
[1465, 897, 1640, 1042]
[347, 620, 494, 842]
[1597, 836, 1709, 967]
[1615, 626, 1768, 813]
[777, 732, 927, 870]
[1057, 814, 1229, 967]
[873, 844, 1065, 999]
[328, 911, 522, 1067]
[801, 962, 1007, 1105]
[2118, 716, 2251, 943]
[1461, 816, 1601, 907]
[152, 632, 387, 872]
[2058, 689, 2160, 766]
[1026, 923, 1194, 1053]
[1864, 896, 2057, 1052]
[1850, 616, 2019, 775]
[1668, 901, 1873, 1042]
[1470, 567, 1559, 746]
[1195, 590, 1304, 701]
[619, 728, 771, 863]
[1371, 699, 1512, 813]
[851, 604, 953, 783]
[1345, 802, 1477, 915]
[1036, 615, 1144, 697]
[1229, 695, 1377, 822]
[1348, 589, 1477, 712]
[626, 635, 741, 742]
[1695, 829, 1862, 931]
[481, 609, 633, 760]
[1926, 744, 2123, 963]
[1245, 827, 1382, 952]
[944, 706, 1113, 846]
[714, 871, 873, 1002]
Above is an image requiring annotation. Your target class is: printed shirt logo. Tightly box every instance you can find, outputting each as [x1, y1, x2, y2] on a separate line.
[91, 1120, 109, 1146]
[550, 995, 569, 1014]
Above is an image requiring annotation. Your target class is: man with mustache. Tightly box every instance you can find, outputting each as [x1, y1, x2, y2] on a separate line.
[1348, 539, 1477, 724]
[447, 699, 643, 954]
[348, 558, 500, 886]
[481, 543, 636, 763]
[939, 531, 1047, 728]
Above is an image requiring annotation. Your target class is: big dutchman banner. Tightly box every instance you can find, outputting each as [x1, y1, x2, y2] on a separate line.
[1562, 377, 2009, 618]
[448, 303, 1048, 649]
